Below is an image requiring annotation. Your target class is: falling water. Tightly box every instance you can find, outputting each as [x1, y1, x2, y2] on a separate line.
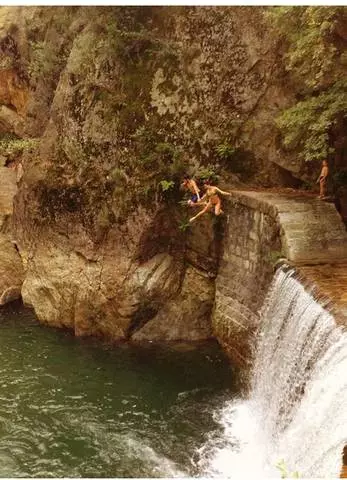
[199, 267, 347, 478]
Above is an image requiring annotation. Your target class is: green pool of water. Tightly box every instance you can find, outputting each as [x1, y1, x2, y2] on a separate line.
[0, 301, 237, 477]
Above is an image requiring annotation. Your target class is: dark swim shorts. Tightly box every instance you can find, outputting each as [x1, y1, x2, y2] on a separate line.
[190, 194, 199, 203]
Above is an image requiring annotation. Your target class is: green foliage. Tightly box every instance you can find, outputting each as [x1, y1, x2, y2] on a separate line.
[266, 7, 347, 163]
[178, 219, 191, 232]
[266, 7, 346, 91]
[276, 80, 347, 161]
[195, 164, 219, 183]
[159, 180, 175, 192]
[215, 143, 236, 161]
[0, 134, 39, 157]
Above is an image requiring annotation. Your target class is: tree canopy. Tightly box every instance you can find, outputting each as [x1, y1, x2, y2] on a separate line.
[267, 7, 347, 163]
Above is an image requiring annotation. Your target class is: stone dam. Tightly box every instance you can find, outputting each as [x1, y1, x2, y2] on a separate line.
[213, 189, 347, 365]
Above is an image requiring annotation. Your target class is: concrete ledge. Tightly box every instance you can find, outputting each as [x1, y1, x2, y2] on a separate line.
[231, 190, 347, 265]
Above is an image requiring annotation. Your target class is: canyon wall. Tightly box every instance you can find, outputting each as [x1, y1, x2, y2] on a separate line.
[0, 7, 345, 353]
[0, 6, 295, 342]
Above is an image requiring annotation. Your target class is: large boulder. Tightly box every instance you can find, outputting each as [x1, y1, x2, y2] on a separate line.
[132, 266, 214, 341]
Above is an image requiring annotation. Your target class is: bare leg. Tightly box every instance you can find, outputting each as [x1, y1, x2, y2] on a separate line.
[214, 199, 222, 216]
[319, 179, 326, 198]
[188, 200, 207, 208]
[189, 202, 212, 222]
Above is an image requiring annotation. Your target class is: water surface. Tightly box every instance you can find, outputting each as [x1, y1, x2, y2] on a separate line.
[0, 302, 237, 477]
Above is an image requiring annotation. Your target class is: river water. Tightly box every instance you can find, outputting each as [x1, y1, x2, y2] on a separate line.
[0, 301, 237, 477]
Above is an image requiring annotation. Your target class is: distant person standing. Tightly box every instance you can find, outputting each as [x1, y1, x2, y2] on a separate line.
[317, 160, 329, 199]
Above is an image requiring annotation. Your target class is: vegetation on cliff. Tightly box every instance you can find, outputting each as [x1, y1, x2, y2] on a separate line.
[1, 5, 346, 237]
[268, 7, 347, 169]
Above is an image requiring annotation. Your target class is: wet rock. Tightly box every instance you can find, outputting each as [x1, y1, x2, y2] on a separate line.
[0, 234, 24, 305]
[19, 218, 186, 340]
[132, 266, 214, 341]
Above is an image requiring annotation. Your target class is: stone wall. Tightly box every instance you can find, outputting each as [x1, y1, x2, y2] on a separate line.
[213, 190, 347, 367]
[213, 196, 281, 366]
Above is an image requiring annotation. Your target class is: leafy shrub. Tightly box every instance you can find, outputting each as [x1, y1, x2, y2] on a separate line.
[266, 7, 346, 91]
[276, 80, 347, 162]
[178, 219, 191, 232]
[196, 164, 220, 183]
[0, 134, 39, 157]
[159, 180, 175, 192]
[215, 143, 236, 160]
[266, 7, 347, 164]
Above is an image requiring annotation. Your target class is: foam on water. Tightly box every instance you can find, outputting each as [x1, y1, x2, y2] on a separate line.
[199, 268, 347, 478]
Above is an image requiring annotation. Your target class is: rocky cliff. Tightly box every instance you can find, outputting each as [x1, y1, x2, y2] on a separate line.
[0, 6, 341, 346]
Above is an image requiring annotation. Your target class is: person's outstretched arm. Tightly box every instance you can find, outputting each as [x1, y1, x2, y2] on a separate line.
[192, 180, 200, 200]
[215, 187, 232, 196]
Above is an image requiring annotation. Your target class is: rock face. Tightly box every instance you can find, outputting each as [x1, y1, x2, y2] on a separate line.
[0, 234, 24, 305]
[15, 196, 218, 340]
[132, 266, 214, 341]
[0, 165, 24, 305]
[0, 6, 344, 345]
[3, 5, 287, 341]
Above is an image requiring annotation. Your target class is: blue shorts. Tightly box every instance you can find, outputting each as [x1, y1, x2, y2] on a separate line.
[190, 194, 199, 203]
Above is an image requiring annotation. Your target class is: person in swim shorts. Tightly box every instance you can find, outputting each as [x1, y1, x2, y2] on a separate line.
[181, 176, 201, 206]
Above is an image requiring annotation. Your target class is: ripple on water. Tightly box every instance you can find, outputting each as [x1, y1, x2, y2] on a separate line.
[0, 303, 237, 477]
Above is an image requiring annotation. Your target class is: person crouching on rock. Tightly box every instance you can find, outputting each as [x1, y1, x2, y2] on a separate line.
[189, 180, 232, 223]
[181, 175, 201, 206]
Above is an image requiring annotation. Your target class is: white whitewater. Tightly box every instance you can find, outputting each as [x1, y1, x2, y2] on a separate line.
[198, 267, 347, 478]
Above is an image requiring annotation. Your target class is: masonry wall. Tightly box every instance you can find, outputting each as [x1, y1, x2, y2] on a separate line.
[213, 200, 281, 366]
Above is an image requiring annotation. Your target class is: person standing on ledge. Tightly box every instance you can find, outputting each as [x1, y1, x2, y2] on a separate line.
[189, 180, 232, 223]
[317, 160, 329, 199]
[181, 175, 201, 206]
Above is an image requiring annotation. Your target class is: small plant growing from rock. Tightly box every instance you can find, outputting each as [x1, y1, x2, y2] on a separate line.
[178, 219, 191, 232]
[215, 143, 236, 161]
[196, 164, 220, 184]
[159, 179, 175, 192]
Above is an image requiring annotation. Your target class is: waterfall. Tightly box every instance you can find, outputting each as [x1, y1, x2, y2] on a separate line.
[198, 267, 347, 477]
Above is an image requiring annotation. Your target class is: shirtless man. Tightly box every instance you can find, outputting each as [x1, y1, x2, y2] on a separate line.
[317, 160, 329, 199]
[189, 181, 232, 223]
[182, 175, 201, 206]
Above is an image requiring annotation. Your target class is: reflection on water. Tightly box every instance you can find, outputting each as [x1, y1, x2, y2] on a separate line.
[0, 301, 237, 477]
